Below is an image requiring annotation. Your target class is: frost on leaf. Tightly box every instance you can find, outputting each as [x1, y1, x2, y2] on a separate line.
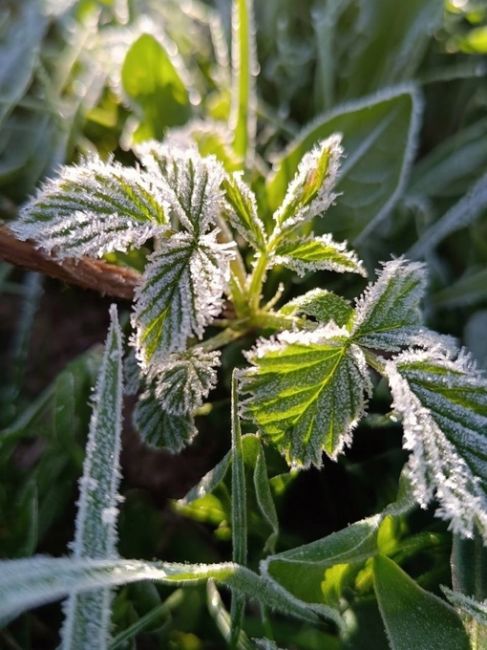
[12, 157, 167, 259]
[352, 258, 431, 352]
[280, 288, 354, 328]
[385, 348, 487, 540]
[273, 135, 342, 232]
[150, 349, 221, 414]
[135, 141, 225, 235]
[62, 305, 124, 650]
[242, 326, 371, 468]
[273, 234, 366, 277]
[132, 231, 234, 367]
[222, 172, 266, 250]
[133, 390, 197, 453]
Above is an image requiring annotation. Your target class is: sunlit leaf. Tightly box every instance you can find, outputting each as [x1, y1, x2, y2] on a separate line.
[280, 288, 354, 328]
[274, 234, 365, 277]
[242, 326, 371, 468]
[222, 172, 266, 250]
[273, 136, 342, 232]
[122, 33, 191, 141]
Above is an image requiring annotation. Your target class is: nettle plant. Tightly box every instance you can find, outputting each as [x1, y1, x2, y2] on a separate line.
[3, 133, 486, 648]
[2, 2, 487, 649]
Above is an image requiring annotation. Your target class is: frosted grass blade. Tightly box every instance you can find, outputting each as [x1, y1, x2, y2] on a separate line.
[61, 305, 124, 650]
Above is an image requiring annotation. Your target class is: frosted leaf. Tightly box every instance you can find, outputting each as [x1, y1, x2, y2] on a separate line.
[352, 258, 430, 352]
[12, 157, 168, 258]
[222, 172, 266, 250]
[280, 288, 353, 328]
[150, 349, 221, 414]
[133, 390, 197, 453]
[442, 587, 487, 627]
[242, 326, 372, 468]
[273, 234, 366, 278]
[385, 348, 487, 540]
[62, 305, 124, 650]
[123, 350, 141, 396]
[13, 211, 159, 260]
[132, 230, 234, 367]
[273, 135, 342, 232]
[135, 141, 226, 235]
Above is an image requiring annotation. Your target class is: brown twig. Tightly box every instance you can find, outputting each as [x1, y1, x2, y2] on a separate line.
[0, 225, 139, 300]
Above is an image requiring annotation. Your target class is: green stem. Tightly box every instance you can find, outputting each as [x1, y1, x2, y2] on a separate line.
[230, 370, 247, 647]
[362, 348, 386, 375]
[247, 251, 269, 313]
[198, 324, 249, 352]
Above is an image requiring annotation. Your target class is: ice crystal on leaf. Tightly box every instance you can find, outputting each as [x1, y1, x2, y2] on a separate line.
[222, 172, 266, 250]
[134, 141, 225, 235]
[242, 326, 371, 468]
[13, 157, 168, 258]
[132, 231, 234, 367]
[150, 349, 221, 415]
[273, 135, 342, 233]
[133, 390, 197, 453]
[352, 258, 430, 351]
[273, 234, 366, 278]
[385, 348, 487, 540]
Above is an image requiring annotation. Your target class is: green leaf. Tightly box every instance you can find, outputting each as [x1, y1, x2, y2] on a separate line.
[340, 0, 442, 98]
[132, 231, 233, 366]
[442, 588, 487, 648]
[207, 581, 254, 650]
[254, 441, 279, 554]
[261, 515, 381, 615]
[385, 348, 487, 540]
[274, 234, 365, 277]
[147, 349, 221, 415]
[223, 172, 266, 250]
[242, 326, 371, 468]
[61, 305, 124, 650]
[133, 390, 196, 453]
[432, 269, 487, 310]
[121, 33, 191, 142]
[373, 555, 469, 650]
[408, 173, 487, 258]
[0, 557, 320, 625]
[230, 370, 248, 644]
[267, 86, 422, 241]
[352, 258, 433, 352]
[11, 157, 166, 259]
[0, 2, 47, 126]
[230, 0, 257, 162]
[134, 141, 226, 237]
[272, 136, 343, 231]
[280, 288, 354, 328]
[408, 117, 487, 199]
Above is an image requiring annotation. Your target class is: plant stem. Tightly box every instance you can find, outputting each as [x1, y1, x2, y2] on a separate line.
[247, 250, 269, 312]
